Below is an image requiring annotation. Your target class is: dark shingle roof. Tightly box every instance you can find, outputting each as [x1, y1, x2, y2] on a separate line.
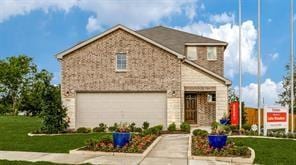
[137, 26, 227, 55]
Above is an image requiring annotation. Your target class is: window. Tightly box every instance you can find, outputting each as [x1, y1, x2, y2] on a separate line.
[116, 53, 127, 71]
[207, 47, 217, 60]
[207, 94, 216, 102]
[186, 46, 197, 60]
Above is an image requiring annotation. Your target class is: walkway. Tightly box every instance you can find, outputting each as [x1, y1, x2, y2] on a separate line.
[140, 134, 189, 165]
[0, 134, 231, 165]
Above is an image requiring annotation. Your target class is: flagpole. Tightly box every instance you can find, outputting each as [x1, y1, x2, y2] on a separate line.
[291, 0, 294, 133]
[239, 0, 242, 130]
[257, 0, 261, 135]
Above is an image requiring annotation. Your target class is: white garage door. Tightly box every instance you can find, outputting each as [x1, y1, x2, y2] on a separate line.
[76, 92, 167, 128]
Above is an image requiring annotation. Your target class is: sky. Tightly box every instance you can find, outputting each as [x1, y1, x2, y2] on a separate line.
[0, 0, 293, 107]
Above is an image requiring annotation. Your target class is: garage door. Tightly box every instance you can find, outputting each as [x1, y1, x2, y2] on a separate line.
[76, 92, 167, 128]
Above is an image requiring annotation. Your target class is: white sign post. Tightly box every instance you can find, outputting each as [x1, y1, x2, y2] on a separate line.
[263, 106, 288, 136]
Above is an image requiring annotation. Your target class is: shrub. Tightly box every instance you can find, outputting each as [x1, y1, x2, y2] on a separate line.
[180, 122, 191, 133]
[142, 121, 150, 130]
[93, 123, 107, 132]
[168, 122, 176, 131]
[108, 123, 118, 132]
[77, 127, 91, 133]
[128, 122, 136, 132]
[192, 129, 208, 137]
[134, 127, 142, 133]
[242, 123, 251, 131]
[142, 125, 163, 135]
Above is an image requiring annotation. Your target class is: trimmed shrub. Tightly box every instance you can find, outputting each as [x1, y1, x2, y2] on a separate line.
[180, 122, 191, 133]
[142, 121, 150, 130]
[93, 123, 107, 132]
[192, 129, 208, 137]
[168, 122, 176, 131]
[77, 127, 91, 133]
[128, 122, 136, 132]
[108, 123, 118, 132]
[242, 123, 251, 131]
[134, 127, 142, 133]
[142, 125, 163, 135]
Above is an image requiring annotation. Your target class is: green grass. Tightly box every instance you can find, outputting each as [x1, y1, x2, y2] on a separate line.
[0, 116, 110, 153]
[0, 160, 61, 165]
[233, 138, 296, 165]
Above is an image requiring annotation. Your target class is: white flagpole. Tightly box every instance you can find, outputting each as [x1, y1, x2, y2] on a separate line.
[257, 0, 261, 135]
[291, 0, 294, 133]
[239, 0, 242, 130]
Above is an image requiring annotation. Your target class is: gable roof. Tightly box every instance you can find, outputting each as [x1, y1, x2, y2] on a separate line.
[55, 24, 230, 85]
[56, 25, 184, 59]
[137, 26, 227, 55]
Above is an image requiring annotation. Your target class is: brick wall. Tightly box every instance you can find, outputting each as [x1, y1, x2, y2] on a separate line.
[185, 46, 224, 76]
[60, 29, 182, 128]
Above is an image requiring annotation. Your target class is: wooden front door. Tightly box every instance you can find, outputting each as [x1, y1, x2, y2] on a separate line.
[185, 93, 197, 124]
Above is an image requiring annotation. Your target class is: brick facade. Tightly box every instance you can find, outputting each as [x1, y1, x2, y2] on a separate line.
[61, 29, 182, 128]
[185, 46, 224, 76]
[60, 27, 228, 128]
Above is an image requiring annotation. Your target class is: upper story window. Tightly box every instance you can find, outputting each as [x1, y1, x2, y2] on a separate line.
[207, 47, 217, 60]
[186, 46, 197, 60]
[116, 53, 127, 71]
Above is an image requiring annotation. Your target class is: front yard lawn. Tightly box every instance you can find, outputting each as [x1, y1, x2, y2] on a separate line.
[232, 138, 296, 165]
[0, 116, 110, 153]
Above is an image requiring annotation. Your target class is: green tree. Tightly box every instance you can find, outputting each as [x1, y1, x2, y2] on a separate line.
[0, 55, 37, 115]
[277, 64, 296, 113]
[40, 85, 69, 133]
[19, 70, 53, 116]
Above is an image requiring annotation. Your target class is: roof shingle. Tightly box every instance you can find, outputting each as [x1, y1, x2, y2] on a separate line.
[137, 26, 227, 55]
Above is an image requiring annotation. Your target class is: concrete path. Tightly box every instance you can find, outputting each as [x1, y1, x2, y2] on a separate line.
[0, 134, 235, 165]
[140, 134, 189, 165]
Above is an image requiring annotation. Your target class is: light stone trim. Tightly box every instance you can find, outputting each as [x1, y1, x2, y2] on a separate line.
[167, 98, 181, 126]
[181, 63, 228, 125]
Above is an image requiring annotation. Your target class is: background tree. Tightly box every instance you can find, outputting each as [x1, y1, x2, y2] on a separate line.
[0, 55, 36, 115]
[277, 64, 296, 113]
[19, 70, 53, 116]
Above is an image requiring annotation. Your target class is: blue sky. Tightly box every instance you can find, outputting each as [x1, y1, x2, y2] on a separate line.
[0, 0, 293, 107]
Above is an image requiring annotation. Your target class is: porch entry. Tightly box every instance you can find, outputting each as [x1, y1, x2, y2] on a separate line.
[184, 92, 216, 125]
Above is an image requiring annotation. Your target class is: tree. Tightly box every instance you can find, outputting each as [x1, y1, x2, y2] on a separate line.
[40, 85, 69, 133]
[19, 70, 53, 116]
[0, 55, 37, 115]
[277, 64, 296, 113]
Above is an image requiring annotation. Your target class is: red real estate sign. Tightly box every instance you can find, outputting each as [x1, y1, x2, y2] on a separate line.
[267, 112, 287, 122]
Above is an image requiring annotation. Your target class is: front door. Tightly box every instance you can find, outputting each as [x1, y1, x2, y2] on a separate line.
[185, 93, 197, 124]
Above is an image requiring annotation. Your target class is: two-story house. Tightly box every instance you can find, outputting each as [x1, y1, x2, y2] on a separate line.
[56, 25, 231, 129]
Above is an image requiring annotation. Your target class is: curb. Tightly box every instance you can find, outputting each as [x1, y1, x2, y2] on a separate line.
[69, 135, 162, 158]
[189, 147, 255, 164]
[188, 136, 255, 164]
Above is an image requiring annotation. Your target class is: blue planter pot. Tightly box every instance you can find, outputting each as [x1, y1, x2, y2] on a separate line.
[112, 132, 131, 148]
[208, 135, 227, 149]
[219, 119, 229, 125]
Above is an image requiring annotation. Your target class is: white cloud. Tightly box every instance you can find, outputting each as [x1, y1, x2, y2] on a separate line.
[0, 0, 78, 23]
[269, 52, 279, 60]
[86, 16, 102, 33]
[234, 79, 283, 107]
[0, 0, 198, 32]
[209, 12, 235, 24]
[175, 20, 267, 78]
